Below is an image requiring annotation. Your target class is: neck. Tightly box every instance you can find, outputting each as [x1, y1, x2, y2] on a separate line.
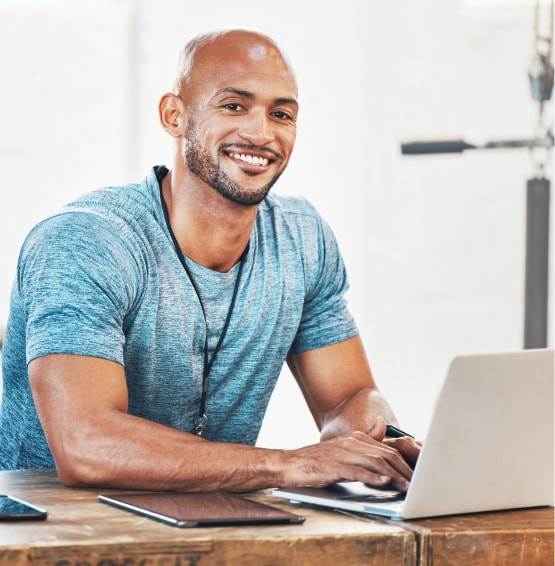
[161, 168, 257, 272]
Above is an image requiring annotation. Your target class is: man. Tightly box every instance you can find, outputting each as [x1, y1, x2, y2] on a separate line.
[0, 29, 419, 492]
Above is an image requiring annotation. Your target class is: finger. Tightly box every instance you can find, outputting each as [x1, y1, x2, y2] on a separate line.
[366, 416, 387, 442]
[349, 433, 415, 476]
[396, 438, 422, 468]
[358, 472, 393, 489]
[383, 437, 422, 469]
[338, 436, 414, 490]
[318, 459, 403, 492]
[363, 452, 412, 492]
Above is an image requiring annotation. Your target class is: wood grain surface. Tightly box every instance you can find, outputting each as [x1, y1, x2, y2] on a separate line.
[0, 469, 413, 566]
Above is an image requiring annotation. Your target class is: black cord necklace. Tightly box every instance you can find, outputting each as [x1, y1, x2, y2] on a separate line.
[159, 184, 248, 436]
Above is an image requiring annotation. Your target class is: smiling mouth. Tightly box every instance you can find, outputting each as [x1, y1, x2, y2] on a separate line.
[228, 152, 269, 167]
[222, 144, 282, 172]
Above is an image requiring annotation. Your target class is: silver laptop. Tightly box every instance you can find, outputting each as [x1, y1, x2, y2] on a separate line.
[273, 349, 554, 520]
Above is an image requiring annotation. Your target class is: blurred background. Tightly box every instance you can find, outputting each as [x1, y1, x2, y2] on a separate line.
[0, 0, 552, 446]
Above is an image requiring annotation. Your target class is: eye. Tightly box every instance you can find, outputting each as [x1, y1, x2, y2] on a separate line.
[271, 110, 294, 121]
[223, 103, 244, 111]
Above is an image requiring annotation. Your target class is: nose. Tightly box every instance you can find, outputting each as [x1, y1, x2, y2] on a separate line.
[237, 109, 274, 146]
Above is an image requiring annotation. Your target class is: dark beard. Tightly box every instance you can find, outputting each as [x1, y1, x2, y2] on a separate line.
[184, 116, 283, 206]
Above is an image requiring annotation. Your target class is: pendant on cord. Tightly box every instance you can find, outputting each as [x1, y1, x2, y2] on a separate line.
[194, 413, 208, 436]
[160, 180, 250, 441]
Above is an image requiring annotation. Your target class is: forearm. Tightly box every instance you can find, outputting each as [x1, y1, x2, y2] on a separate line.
[54, 410, 417, 493]
[319, 387, 398, 441]
[53, 410, 286, 492]
[31, 354, 416, 493]
[30, 354, 286, 492]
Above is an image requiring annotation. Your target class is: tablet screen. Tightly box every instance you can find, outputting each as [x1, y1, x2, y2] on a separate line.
[99, 491, 305, 528]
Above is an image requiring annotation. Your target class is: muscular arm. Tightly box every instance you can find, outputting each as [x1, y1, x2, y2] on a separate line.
[29, 354, 281, 491]
[287, 335, 396, 439]
[29, 350, 415, 492]
[288, 335, 421, 469]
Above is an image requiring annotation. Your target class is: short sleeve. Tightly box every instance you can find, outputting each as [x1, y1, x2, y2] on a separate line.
[290, 213, 358, 353]
[19, 211, 141, 365]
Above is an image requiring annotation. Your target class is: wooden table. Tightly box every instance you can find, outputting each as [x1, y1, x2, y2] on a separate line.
[0, 469, 552, 565]
[0, 469, 412, 566]
[400, 508, 554, 566]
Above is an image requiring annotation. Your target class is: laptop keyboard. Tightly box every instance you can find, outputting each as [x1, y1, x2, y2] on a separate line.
[335, 491, 406, 503]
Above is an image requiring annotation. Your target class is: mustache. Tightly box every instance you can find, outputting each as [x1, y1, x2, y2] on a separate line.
[220, 143, 283, 161]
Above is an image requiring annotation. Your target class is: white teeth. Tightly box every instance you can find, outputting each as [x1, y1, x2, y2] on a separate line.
[231, 152, 268, 166]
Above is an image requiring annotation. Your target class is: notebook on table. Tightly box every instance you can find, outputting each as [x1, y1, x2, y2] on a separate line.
[273, 349, 554, 520]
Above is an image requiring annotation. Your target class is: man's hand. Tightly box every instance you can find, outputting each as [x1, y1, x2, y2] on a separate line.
[367, 416, 422, 470]
[30, 350, 421, 494]
[383, 436, 422, 470]
[279, 430, 414, 492]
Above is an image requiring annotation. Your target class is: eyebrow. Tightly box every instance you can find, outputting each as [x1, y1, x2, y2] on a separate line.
[215, 87, 298, 107]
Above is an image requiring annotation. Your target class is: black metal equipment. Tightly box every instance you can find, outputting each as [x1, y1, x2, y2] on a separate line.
[400, 0, 554, 349]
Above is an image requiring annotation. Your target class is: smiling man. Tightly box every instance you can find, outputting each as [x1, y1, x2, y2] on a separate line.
[0, 30, 419, 492]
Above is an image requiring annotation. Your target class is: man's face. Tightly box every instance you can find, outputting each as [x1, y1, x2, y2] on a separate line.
[183, 112, 286, 206]
[179, 35, 298, 206]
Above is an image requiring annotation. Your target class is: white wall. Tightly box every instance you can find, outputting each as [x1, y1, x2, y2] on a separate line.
[0, 0, 552, 446]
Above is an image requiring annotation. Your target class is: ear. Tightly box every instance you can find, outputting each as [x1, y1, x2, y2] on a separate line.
[158, 93, 186, 138]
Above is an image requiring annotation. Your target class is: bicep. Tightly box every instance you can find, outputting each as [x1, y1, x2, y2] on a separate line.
[287, 335, 378, 428]
[29, 354, 128, 450]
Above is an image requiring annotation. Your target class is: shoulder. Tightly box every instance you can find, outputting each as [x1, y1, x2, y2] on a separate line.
[23, 169, 162, 253]
[258, 193, 326, 239]
[261, 193, 321, 220]
[62, 169, 160, 228]
[18, 169, 165, 288]
[258, 193, 338, 249]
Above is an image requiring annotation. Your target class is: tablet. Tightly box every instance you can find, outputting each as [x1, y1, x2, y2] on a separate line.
[0, 495, 47, 521]
[98, 491, 305, 528]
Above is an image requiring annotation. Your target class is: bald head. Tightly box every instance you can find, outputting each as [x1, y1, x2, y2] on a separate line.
[172, 29, 297, 97]
[159, 29, 299, 207]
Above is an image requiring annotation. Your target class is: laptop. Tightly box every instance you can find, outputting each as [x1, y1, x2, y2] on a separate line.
[273, 349, 554, 520]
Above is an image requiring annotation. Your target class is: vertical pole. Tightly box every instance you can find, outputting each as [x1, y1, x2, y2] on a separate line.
[524, 177, 550, 348]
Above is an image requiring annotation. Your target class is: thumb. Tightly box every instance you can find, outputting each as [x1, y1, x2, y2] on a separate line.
[367, 416, 387, 441]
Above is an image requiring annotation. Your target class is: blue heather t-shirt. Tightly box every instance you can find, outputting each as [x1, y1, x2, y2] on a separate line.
[0, 166, 357, 470]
